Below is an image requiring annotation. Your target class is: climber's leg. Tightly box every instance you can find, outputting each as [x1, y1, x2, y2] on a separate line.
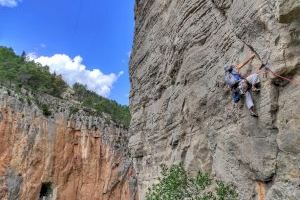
[245, 91, 258, 117]
[245, 91, 254, 109]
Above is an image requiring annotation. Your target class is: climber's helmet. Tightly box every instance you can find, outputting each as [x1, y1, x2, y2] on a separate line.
[224, 64, 234, 72]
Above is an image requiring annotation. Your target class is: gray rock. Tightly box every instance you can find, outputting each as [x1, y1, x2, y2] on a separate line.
[0, 86, 136, 199]
[6, 169, 23, 200]
[129, 0, 300, 199]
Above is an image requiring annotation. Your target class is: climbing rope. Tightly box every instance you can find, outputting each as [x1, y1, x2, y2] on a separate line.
[262, 64, 300, 86]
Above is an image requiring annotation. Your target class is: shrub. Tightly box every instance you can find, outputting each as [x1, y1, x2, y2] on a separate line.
[26, 97, 32, 106]
[146, 164, 238, 200]
[69, 106, 79, 116]
[41, 104, 51, 117]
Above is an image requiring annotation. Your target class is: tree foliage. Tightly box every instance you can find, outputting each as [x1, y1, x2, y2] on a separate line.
[146, 164, 238, 200]
[73, 83, 131, 127]
[0, 46, 67, 97]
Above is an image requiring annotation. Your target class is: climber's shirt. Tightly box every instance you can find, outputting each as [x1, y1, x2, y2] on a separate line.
[224, 66, 242, 89]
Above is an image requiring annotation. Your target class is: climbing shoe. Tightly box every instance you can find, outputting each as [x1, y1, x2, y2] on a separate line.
[252, 87, 260, 92]
[250, 110, 258, 117]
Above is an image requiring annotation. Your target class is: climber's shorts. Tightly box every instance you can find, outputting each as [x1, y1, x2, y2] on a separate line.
[239, 73, 260, 94]
[246, 73, 260, 86]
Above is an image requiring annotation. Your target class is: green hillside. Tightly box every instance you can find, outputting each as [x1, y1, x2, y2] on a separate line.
[0, 46, 131, 127]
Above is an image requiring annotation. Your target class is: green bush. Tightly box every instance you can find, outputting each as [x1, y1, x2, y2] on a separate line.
[146, 164, 238, 200]
[69, 106, 80, 116]
[41, 104, 51, 116]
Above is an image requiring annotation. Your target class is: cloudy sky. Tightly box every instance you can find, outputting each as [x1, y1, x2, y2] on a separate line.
[0, 0, 134, 104]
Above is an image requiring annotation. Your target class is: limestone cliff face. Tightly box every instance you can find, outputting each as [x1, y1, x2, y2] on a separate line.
[0, 87, 137, 200]
[129, 0, 300, 199]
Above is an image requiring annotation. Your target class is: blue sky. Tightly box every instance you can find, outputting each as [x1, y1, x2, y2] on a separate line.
[0, 0, 135, 105]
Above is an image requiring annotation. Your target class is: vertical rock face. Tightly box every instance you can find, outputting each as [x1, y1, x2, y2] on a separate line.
[129, 0, 300, 199]
[0, 88, 137, 200]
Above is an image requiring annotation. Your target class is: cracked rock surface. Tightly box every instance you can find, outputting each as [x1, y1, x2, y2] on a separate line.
[129, 0, 300, 199]
[0, 87, 137, 200]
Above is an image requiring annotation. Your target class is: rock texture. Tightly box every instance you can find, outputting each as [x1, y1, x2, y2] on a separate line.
[0, 87, 137, 200]
[129, 0, 300, 199]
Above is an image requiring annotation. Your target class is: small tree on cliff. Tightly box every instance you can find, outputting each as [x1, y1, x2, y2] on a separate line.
[146, 164, 238, 200]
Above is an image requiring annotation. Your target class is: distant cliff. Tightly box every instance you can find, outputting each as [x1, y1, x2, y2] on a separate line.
[129, 0, 300, 199]
[0, 86, 137, 200]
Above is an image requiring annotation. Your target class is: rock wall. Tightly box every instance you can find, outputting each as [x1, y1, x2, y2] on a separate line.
[129, 0, 300, 199]
[0, 87, 138, 200]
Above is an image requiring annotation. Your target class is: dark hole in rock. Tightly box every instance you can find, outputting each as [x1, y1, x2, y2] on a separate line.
[173, 140, 179, 147]
[272, 78, 290, 87]
[265, 178, 273, 185]
[263, 173, 276, 187]
[39, 182, 53, 199]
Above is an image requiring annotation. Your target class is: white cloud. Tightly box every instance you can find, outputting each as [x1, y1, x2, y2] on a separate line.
[31, 54, 122, 97]
[127, 51, 131, 58]
[118, 71, 124, 76]
[40, 43, 46, 48]
[26, 52, 38, 60]
[0, 0, 21, 7]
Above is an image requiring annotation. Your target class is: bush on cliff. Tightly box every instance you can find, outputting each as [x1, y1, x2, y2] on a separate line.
[146, 164, 238, 200]
[41, 104, 52, 117]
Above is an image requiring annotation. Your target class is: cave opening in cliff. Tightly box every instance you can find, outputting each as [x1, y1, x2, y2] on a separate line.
[39, 182, 53, 199]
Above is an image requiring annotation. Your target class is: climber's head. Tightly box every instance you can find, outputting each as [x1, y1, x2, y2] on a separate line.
[224, 64, 234, 72]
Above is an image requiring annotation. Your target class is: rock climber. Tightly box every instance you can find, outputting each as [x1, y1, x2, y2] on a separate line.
[224, 54, 261, 117]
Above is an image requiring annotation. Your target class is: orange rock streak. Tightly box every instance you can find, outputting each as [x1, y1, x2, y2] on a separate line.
[0, 108, 137, 200]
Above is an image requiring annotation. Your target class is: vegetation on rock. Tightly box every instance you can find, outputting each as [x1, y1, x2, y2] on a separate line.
[41, 104, 52, 116]
[73, 83, 131, 127]
[146, 164, 238, 200]
[0, 47, 67, 97]
[0, 46, 131, 127]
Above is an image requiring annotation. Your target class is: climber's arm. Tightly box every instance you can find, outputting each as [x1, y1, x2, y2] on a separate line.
[236, 54, 255, 71]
